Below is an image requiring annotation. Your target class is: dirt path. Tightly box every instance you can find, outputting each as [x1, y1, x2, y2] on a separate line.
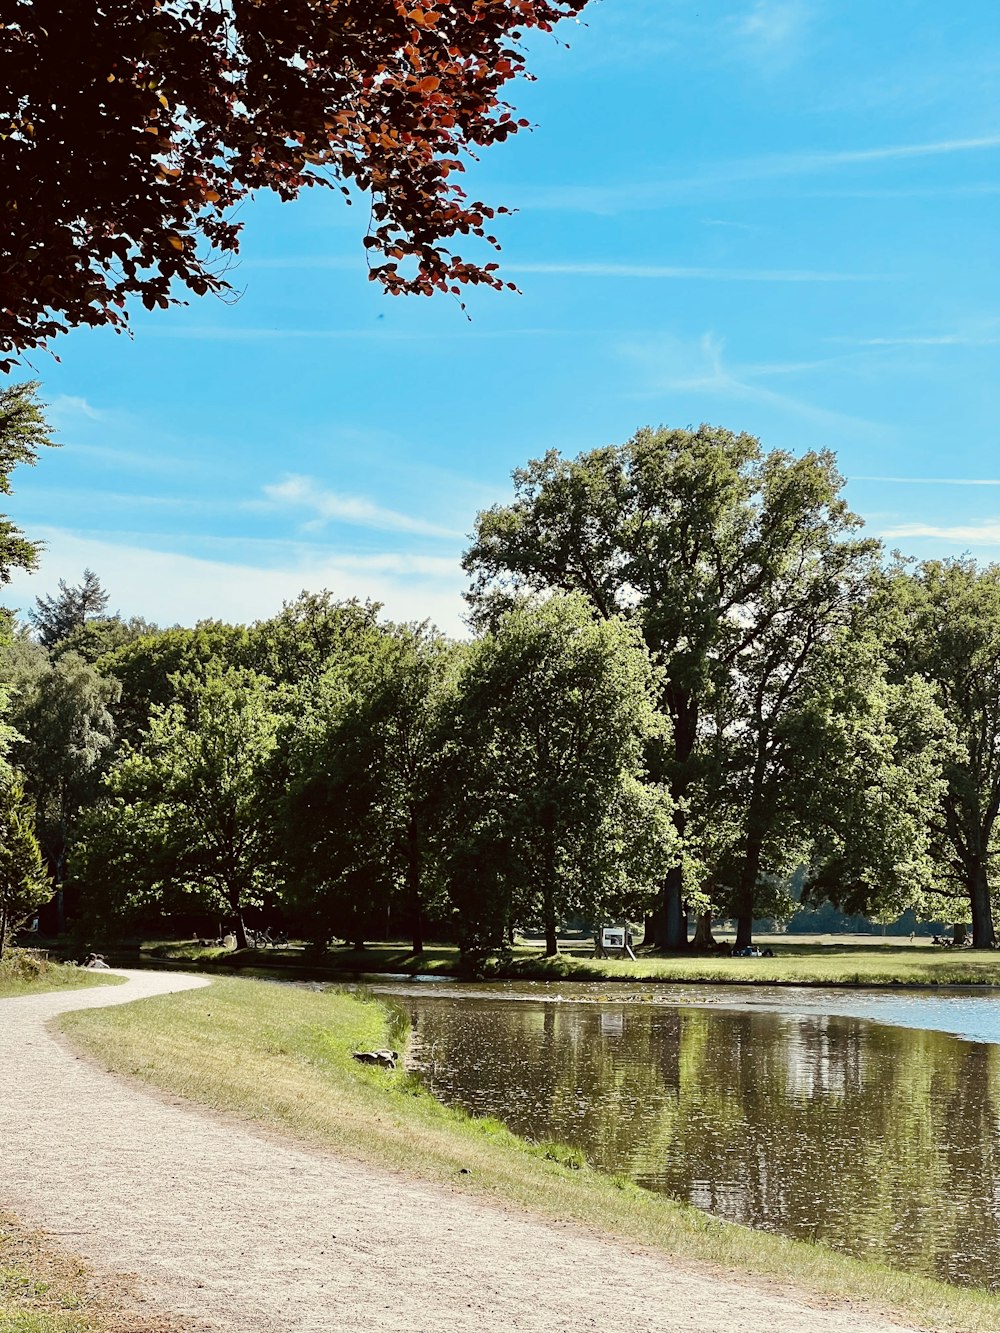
[2, 970, 925, 1333]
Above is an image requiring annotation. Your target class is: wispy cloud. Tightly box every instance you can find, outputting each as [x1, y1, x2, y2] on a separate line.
[48, 394, 104, 423]
[836, 333, 1000, 348]
[881, 521, 1000, 545]
[0, 528, 470, 636]
[620, 331, 885, 437]
[703, 218, 763, 232]
[509, 134, 1000, 214]
[263, 474, 464, 540]
[508, 261, 879, 282]
[731, 0, 813, 71]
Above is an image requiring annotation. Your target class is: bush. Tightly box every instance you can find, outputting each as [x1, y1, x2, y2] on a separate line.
[0, 948, 52, 984]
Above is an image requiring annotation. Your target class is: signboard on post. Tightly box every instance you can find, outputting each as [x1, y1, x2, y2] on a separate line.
[596, 924, 636, 961]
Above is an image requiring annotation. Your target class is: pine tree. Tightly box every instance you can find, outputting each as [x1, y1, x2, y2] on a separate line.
[31, 569, 110, 650]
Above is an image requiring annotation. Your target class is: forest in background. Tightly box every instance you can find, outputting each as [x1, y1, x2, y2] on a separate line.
[3, 380, 1000, 958]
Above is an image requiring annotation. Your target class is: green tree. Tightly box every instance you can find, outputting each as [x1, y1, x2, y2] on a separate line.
[54, 614, 156, 665]
[273, 665, 388, 951]
[99, 621, 250, 746]
[7, 651, 120, 895]
[0, 773, 49, 959]
[886, 560, 1000, 947]
[795, 634, 950, 925]
[445, 593, 674, 957]
[245, 591, 383, 687]
[360, 624, 457, 954]
[92, 666, 279, 949]
[0, 380, 55, 590]
[465, 426, 877, 949]
[30, 569, 110, 649]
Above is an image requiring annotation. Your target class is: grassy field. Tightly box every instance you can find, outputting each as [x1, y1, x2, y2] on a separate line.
[0, 951, 123, 1000]
[0, 1210, 189, 1333]
[62, 974, 1000, 1331]
[145, 936, 1000, 988]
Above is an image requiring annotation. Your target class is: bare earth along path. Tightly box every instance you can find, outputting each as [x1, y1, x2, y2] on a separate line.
[2, 970, 926, 1333]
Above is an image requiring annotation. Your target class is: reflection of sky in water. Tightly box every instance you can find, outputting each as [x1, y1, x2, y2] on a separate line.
[388, 984, 1000, 1289]
[709, 987, 1000, 1047]
[373, 975, 1000, 1046]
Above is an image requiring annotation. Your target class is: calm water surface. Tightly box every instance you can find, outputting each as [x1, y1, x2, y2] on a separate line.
[374, 979, 1000, 1288]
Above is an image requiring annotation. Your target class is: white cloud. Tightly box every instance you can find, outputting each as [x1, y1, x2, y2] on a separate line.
[733, 0, 813, 69]
[1, 530, 470, 636]
[880, 522, 1000, 545]
[263, 475, 465, 540]
[48, 394, 104, 423]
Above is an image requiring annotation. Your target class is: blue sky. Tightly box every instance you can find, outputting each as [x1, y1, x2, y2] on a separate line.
[5, 0, 1000, 635]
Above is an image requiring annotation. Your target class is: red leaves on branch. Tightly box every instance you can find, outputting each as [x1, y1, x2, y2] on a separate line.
[0, 0, 588, 369]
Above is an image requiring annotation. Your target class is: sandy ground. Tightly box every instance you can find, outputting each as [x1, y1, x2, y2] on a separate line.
[1, 970, 927, 1333]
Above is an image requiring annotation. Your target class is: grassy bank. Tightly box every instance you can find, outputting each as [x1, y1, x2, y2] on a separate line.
[0, 1210, 188, 1332]
[63, 975, 1000, 1331]
[145, 937, 1000, 988]
[0, 951, 123, 999]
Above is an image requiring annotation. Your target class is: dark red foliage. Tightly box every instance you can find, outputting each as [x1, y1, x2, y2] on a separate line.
[0, 0, 587, 368]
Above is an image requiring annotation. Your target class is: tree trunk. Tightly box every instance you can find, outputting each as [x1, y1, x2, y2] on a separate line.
[953, 921, 968, 946]
[542, 822, 558, 956]
[406, 812, 423, 955]
[969, 860, 996, 948]
[734, 833, 764, 949]
[654, 857, 687, 949]
[691, 911, 716, 949]
[543, 879, 558, 955]
[641, 913, 656, 947]
[0, 902, 8, 960]
[228, 887, 248, 950]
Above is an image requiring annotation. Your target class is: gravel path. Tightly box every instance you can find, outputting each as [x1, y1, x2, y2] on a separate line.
[2, 970, 925, 1333]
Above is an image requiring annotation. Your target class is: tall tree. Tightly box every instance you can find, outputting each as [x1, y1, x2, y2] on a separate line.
[89, 665, 279, 948]
[0, 380, 54, 588]
[273, 664, 389, 951]
[800, 650, 950, 927]
[30, 569, 111, 650]
[0, 773, 49, 959]
[7, 650, 120, 894]
[360, 623, 456, 953]
[886, 560, 1000, 947]
[464, 426, 876, 949]
[444, 593, 673, 957]
[1, 0, 588, 368]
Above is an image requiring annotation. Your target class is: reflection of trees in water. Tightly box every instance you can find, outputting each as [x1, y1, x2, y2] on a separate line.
[405, 996, 1000, 1287]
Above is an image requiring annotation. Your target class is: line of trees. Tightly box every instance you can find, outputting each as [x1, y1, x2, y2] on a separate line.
[3, 388, 1000, 954]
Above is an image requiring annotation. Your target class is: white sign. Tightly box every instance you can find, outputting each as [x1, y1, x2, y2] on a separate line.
[601, 928, 626, 949]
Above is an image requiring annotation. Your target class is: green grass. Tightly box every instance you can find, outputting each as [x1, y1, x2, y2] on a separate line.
[0, 952, 124, 1000]
[144, 936, 1000, 988]
[63, 975, 1000, 1331]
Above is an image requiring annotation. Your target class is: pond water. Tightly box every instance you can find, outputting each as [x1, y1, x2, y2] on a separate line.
[374, 979, 1000, 1288]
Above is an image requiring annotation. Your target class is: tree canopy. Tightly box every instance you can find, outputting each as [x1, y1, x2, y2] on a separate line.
[0, 381, 54, 587]
[0, 0, 588, 368]
[30, 568, 110, 649]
